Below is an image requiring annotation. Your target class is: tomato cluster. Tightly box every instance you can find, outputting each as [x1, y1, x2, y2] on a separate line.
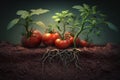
[42, 32, 60, 46]
[21, 30, 89, 48]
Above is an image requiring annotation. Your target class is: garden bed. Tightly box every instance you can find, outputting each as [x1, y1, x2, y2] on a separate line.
[0, 41, 120, 80]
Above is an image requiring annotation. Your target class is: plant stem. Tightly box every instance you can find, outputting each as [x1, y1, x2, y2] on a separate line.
[24, 18, 30, 37]
[73, 17, 86, 48]
[25, 21, 29, 33]
[61, 22, 66, 39]
[73, 25, 84, 48]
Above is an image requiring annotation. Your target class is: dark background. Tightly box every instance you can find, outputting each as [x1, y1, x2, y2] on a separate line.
[0, 0, 120, 44]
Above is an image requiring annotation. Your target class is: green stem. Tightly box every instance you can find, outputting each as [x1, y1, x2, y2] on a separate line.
[73, 17, 87, 48]
[73, 25, 84, 48]
[24, 18, 30, 37]
[24, 21, 29, 33]
[61, 22, 66, 39]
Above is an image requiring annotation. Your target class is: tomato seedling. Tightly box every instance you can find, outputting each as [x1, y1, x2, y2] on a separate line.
[7, 8, 49, 47]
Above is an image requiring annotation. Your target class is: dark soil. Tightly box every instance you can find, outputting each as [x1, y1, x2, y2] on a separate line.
[0, 41, 120, 80]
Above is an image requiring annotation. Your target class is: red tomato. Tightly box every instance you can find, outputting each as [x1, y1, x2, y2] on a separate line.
[80, 40, 88, 47]
[64, 32, 80, 47]
[21, 30, 42, 48]
[69, 37, 80, 47]
[55, 39, 70, 49]
[42, 32, 60, 46]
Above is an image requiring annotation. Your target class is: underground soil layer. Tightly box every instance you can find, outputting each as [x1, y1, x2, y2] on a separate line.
[0, 41, 120, 80]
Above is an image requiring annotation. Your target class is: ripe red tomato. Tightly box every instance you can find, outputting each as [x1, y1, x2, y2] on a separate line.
[21, 30, 42, 48]
[69, 37, 80, 47]
[55, 39, 70, 49]
[64, 32, 80, 47]
[80, 40, 88, 47]
[42, 32, 60, 46]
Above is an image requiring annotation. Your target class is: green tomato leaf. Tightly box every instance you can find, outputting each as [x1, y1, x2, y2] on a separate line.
[52, 16, 58, 19]
[30, 8, 49, 16]
[83, 4, 89, 9]
[55, 18, 60, 22]
[62, 10, 69, 14]
[67, 18, 73, 23]
[80, 12, 86, 16]
[55, 13, 62, 17]
[74, 22, 80, 26]
[34, 21, 47, 28]
[7, 18, 20, 30]
[68, 13, 74, 17]
[92, 6, 97, 14]
[16, 10, 29, 19]
[105, 22, 118, 32]
[72, 5, 84, 12]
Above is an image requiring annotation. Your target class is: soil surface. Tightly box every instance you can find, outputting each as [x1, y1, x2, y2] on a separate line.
[0, 41, 120, 80]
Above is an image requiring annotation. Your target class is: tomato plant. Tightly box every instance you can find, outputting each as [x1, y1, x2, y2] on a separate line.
[7, 8, 49, 47]
[52, 10, 74, 48]
[52, 10, 74, 38]
[72, 4, 118, 48]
